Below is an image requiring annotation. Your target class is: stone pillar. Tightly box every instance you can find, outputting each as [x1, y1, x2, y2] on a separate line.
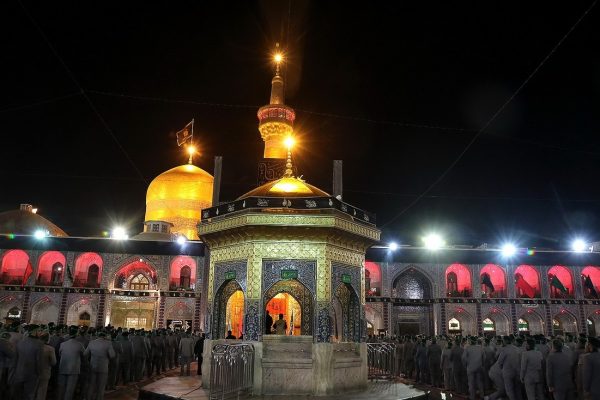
[96, 292, 106, 327]
[440, 302, 447, 335]
[510, 303, 518, 334]
[21, 290, 32, 323]
[476, 302, 483, 336]
[193, 295, 202, 331]
[158, 295, 166, 328]
[58, 291, 68, 324]
[544, 303, 553, 335]
[578, 304, 587, 335]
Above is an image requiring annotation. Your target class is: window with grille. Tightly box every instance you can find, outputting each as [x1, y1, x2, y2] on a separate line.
[130, 274, 150, 290]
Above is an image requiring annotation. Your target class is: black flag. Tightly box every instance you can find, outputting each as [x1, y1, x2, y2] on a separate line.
[176, 120, 194, 146]
[481, 273, 495, 292]
[584, 274, 598, 298]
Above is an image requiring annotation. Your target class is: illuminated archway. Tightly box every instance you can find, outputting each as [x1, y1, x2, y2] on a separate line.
[74, 253, 103, 287]
[225, 290, 245, 338]
[365, 261, 382, 296]
[514, 265, 540, 298]
[265, 293, 301, 335]
[588, 311, 600, 337]
[1, 250, 32, 285]
[264, 279, 313, 336]
[480, 264, 506, 298]
[66, 298, 96, 327]
[37, 251, 65, 286]
[170, 256, 197, 290]
[333, 283, 361, 342]
[392, 268, 433, 299]
[445, 264, 472, 297]
[113, 260, 157, 291]
[581, 266, 600, 299]
[448, 308, 475, 335]
[484, 310, 510, 336]
[548, 266, 574, 299]
[212, 280, 244, 339]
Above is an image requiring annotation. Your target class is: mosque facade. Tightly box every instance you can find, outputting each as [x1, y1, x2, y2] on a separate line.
[1, 50, 600, 344]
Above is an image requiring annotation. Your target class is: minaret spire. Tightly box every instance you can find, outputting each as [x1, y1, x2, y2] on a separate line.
[284, 136, 295, 177]
[257, 44, 296, 159]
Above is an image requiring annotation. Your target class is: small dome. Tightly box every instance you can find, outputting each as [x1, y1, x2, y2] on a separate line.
[146, 164, 213, 240]
[0, 206, 68, 237]
[237, 176, 329, 200]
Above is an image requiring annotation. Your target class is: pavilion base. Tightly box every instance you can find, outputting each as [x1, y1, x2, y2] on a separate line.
[138, 376, 207, 400]
[202, 336, 368, 396]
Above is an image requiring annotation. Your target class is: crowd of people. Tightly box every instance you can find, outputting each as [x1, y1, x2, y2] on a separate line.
[368, 332, 600, 400]
[0, 320, 206, 400]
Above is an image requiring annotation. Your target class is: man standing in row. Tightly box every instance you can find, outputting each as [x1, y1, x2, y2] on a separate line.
[85, 331, 115, 400]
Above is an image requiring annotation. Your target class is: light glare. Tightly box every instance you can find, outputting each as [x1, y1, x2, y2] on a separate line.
[423, 233, 444, 250]
[572, 239, 587, 252]
[501, 243, 517, 257]
[187, 145, 196, 156]
[389, 242, 398, 251]
[176, 236, 187, 245]
[111, 227, 128, 240]
[33, 230, 47, 239]
[274, 53, 283, 63]
[284, 136, 295, 149]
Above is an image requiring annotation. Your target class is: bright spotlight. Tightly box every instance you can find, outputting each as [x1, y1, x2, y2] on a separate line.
[187, 145, 196, 156]
[111, 227, 128, 240]
[501, 243, 517, 257]
[423, 233, 444, 250]
[176, 236, 187, 245]
[388, 242, 398, 251]
[274, 53, 283, 64]
[572, 239, 588, 252]
[284, 136, 295, 149]
[33, 230, 47, 239]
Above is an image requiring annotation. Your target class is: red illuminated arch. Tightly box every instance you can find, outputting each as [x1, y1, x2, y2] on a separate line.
[37, 251, 66, 286]
[445, 264, 472, 297]
[480, 264, 506, 298]
[548, 265, 574, 299]
[74, 253, 103, 287]
[514, 265, 540, 298]
[1, 250, 32, 285]
[170, 256, 197, 290]
[113, 260, 157, 290]
[581, 266, 600, 299]
[365, 261, 382, 296]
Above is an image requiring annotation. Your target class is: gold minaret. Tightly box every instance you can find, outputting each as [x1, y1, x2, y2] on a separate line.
[257, 44, 296, 159]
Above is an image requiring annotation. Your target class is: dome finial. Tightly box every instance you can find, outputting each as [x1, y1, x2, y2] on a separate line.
[283, 136, 295, 177]
[186, 144, 196, 165]
[274, 42, 283, 77]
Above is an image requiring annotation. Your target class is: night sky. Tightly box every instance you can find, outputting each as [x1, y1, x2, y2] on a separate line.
[2, 1, 599, 249]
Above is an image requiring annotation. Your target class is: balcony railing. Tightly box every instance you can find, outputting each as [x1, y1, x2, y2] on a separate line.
[210, 343, 254, 400]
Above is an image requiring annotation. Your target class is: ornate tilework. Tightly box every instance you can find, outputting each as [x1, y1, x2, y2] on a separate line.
[244, 299, 260, 341]
[262, 260, 316, 294]
[317, 302, 332, 343]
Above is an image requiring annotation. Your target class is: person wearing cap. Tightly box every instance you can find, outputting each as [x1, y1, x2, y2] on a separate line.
[583, 336, 600, 400]
[11, 324, 43, 400]
[0, 331, 15, 400]
[84, 330, 115, 400]
[57, 327, 85, 400]
[462, 336, 484, 400]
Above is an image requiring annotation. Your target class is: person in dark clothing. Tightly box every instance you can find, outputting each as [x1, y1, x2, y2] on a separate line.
[194, 333, 205, 375]
[225, 330, 236, 339]
[265, 311, 273, 334]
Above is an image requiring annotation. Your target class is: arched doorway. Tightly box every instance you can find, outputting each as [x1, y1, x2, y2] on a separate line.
[213, 280, 245, 339]
[266, 293, 301, 335]
[180, 266, 191, 289]
[263, 279, 313, 336]
[74, 253, 103, 287]
[392, 268, 434, 336]
[30, 298, 59, 325]
[110, 299, 156, 330]
[79, 311, 91, 326]
[364, 261, 382, 296]
[66, 298, 96, 327]
[484, 311, 510, 336]
[333, 283, 361, 342]
[225, 290, 245, 339]
[448, 309, 475, 336]
[87, 265, 99, 287]
[112, 260, 158, 291]
[1, 250, 32, 285]
[130, 274, 149, 290]
[553, 311, 577, 336]
[520, 310, 545, 335]
[587, 312, 600, 337]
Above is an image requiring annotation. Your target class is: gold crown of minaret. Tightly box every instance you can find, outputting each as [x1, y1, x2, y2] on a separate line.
[257, 43, 296, 159]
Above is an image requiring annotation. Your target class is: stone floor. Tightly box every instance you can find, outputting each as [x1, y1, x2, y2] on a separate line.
[106, 363, 437, 400]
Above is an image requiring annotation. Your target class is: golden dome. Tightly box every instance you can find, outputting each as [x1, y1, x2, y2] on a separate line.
[145, 164, 213, 240]
[0, 206, 68, 237]
[237, 176, 329, 200]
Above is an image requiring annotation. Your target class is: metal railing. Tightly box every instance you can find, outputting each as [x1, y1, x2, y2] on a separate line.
[367, 342, 397, 380]
[209, 343, 255, 400]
